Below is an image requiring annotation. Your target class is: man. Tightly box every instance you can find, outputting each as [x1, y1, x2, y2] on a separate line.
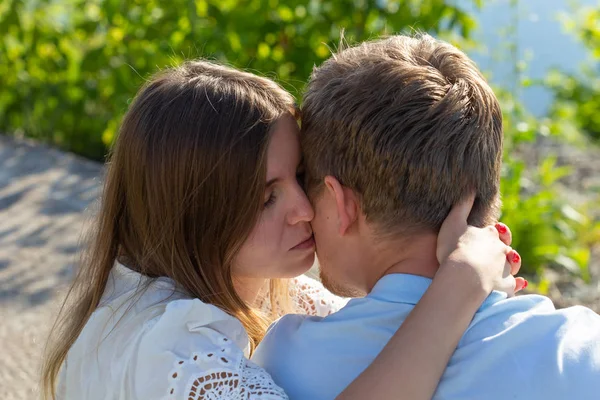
[252, 34, 600, 399]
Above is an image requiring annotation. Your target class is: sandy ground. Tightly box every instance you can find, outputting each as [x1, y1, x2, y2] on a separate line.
[0, 135, 102, 399]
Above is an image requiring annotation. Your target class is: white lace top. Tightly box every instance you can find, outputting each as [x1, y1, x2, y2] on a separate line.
[57, 264, 347, 399]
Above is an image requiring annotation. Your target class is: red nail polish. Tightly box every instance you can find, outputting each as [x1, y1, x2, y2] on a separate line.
[512, 252, 520, 264]
[496, 223, 508, 234]
[523, 279, 528, 289]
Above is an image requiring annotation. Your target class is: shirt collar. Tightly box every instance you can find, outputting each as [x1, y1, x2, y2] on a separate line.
[368, 273, 508, 311]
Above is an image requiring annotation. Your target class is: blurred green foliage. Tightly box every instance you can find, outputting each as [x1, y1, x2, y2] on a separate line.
[493, 3, 600, 281]
[0, 0, 598, 280]
[0, 0, 479, 159]
[498, 88, 599, 280]
[548, 7, 600, 142]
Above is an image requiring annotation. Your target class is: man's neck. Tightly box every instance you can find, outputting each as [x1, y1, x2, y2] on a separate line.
[365, 233, 440, 292]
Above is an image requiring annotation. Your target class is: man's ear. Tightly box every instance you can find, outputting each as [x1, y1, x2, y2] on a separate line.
[323, 175, 359, 236]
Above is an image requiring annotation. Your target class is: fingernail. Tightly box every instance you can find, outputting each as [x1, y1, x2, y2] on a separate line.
[523, 279, 528, 289]
[512, 252, 520, 264]
[496, 223, 508, 234]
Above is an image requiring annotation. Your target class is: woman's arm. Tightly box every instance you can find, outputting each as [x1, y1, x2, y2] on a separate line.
[336, 196, 524, 400]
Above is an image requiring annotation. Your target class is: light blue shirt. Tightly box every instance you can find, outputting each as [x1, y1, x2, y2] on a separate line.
[253, 274, 600, 400]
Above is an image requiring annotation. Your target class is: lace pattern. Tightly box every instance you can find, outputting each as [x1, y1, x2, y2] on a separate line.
[260, 275, 348, 318]
[291, 275, 348, 316]
[162, 276, 344, 399]
[165, 333, 288, 400]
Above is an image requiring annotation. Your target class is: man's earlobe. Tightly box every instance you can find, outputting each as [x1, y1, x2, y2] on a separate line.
[324, 175, 358, 236]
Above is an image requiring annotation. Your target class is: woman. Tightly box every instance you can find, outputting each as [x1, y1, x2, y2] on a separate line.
[42, 60, 523, 399]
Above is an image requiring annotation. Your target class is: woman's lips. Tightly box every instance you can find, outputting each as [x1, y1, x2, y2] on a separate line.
[291, 235, 315, 250]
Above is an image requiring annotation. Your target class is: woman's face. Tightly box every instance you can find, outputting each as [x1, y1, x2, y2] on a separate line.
[233, 114, 315, 280]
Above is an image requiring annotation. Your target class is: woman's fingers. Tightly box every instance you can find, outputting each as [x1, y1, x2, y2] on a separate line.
[506, 249, 521, 276]
[495, 222, 512, 246]
[504, 249, 527, 295]
[501, 273, 517, 298]
[506, 248, 526, 294]
[494, 275, 527, 297]
[436, 194, 476, 263]
[440, 194, 475, 235]
[514, 277, 528, 293]
[451, 194, 476, 225]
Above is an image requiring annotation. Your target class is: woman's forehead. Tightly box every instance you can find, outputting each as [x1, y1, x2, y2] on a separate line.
[265, 116, 301, 179]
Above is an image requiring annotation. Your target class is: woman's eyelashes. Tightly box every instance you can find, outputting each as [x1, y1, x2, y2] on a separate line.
[264, 168, 304, 209]
[264, 192, 277, 209]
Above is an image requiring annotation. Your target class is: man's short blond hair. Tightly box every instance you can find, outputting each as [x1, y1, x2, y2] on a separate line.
[301, 34, 503, 235]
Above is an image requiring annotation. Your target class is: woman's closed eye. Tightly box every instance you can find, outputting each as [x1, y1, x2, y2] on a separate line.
[264, 192, 277, 209]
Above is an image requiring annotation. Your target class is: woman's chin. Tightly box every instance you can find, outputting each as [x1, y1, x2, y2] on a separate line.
[277, 251, 316, 279]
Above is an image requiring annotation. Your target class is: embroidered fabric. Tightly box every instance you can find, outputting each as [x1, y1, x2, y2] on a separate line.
[289, 275, 348, 317]
[164, 332, 288, 400]
[60, 264, 343, 400]
[164, 276, 345, 399]
[260, 275, 348, 318]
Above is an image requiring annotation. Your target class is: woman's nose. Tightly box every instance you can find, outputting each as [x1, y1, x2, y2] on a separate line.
[287, 190, 315, 225]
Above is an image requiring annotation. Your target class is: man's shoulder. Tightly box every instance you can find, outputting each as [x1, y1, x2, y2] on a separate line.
[265, 313, 313, 339]
[466, 295, 600, 365]
[255, 314, 316, 361]
[254, 296, 401, 367]
[472, 293, 600, 330]
[481, 293, 599, 322]
[443, 297, 600, 399]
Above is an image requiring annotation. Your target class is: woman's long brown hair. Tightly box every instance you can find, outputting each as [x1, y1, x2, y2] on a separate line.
[41, 60, 297, 398]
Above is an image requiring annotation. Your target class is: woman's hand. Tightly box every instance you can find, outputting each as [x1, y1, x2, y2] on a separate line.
[436, 195, 526, 297]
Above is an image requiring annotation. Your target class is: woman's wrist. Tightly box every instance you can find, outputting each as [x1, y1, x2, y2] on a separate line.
[435, 255, 491, 306]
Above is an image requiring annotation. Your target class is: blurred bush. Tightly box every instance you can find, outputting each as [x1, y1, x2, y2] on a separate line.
[498, 88, 598, 279]
[0, 0, 478, 160]
[547, 7, 600, 143]
[493, 2, 600, 280]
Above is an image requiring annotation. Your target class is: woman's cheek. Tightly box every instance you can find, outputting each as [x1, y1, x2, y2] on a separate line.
[266, 207, 286, 256]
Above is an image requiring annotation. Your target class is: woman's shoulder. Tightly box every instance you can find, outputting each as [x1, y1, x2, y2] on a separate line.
[133, 298, 288, 399]
[137, 297, 250, 367]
